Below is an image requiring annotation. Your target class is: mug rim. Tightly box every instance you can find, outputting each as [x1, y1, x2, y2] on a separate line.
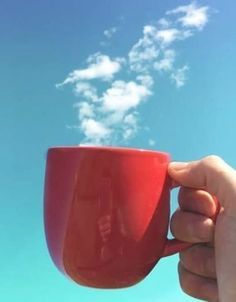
[47, 145, 170, 158]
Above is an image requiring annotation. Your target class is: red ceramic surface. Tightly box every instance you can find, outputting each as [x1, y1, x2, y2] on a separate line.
[44, 146, 191, 288]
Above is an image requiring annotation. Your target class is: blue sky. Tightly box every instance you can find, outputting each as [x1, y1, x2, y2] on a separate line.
[1, 0, 236, 301]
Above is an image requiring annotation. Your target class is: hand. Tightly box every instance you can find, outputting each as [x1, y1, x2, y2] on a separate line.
[168, 156, 236, 302]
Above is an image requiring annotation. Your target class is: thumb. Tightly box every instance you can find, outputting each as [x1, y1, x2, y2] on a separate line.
[168, 155, 236, 212]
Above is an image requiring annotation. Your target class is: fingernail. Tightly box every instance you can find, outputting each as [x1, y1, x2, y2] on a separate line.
[169, 162, 188, 171]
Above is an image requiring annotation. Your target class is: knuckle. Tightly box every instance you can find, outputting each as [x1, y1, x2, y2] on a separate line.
[178, 262, 193, 295]
[200, 155, 226, 192]
[201, 155, 223, 168]
[181, 245, 216, 278]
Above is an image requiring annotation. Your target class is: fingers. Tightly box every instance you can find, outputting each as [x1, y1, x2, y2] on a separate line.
[178, 187, 217, 218]
[172, 187, 218, 300]
[171, 209, 214, 243]
[171, 187, 216, 243]
[168, 155, 236, 213]
[180, 244, 216, 279]
[178, 262, 218, 301]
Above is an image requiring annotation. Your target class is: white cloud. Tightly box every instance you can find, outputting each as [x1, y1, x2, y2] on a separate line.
[143, 25, 156, 36]
[171, 65, 189, 88]
[81, 118, 111, 145]
[128, 10, 198, 74]
[57, 53, 124, 85]
[74, 82, 99, 102]
[57, 2, 212, 145]
[69, 78, 152, 145]
[148, 139, 156, 146]
[102, 80, 151, 112]
[122, 113, 139, 140]
[156, 28, 193, 46]
[158, 18, 171, 29]
[156, 28, 180, 45]
[123, 113, 137, 126]
[154, 49, 175, 71]
[167, 2, 209, 30]
[104, 27, 118, 38]
[136, 74, 154, 88]
[129, 25, 160, 72]
[76, 102, 95, 120]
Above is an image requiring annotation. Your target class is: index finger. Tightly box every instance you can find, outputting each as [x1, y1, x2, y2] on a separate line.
[168, 156, 236, 213]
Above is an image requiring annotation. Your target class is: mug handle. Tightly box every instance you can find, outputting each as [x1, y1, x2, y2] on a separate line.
[162, 196, 221, 257]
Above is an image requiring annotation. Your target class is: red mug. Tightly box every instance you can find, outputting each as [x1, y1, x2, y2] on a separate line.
[44, 146, 199, 288]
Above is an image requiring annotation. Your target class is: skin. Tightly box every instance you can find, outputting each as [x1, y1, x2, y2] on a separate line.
[168, 155, 236, 302]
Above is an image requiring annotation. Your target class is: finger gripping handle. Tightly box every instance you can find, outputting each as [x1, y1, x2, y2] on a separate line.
[162, 196, 221, 257]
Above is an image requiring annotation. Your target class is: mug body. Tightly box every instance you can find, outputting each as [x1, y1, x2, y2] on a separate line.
[44, 146, 171, 288]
